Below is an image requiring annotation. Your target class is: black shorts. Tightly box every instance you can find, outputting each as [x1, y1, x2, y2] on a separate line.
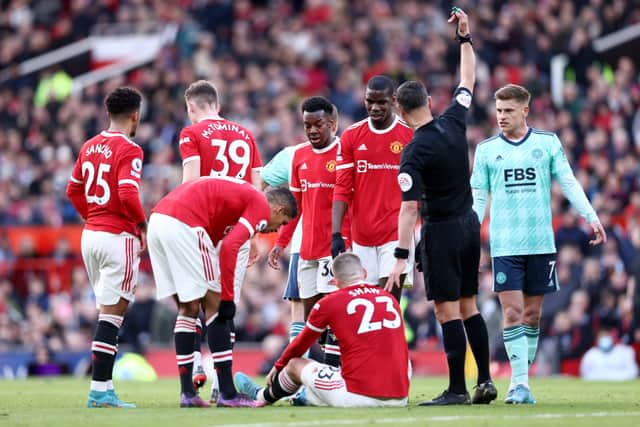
[420, 210, 480, 302]
[492, 253, 559, 295]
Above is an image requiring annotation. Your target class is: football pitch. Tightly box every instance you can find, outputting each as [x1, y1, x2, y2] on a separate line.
[2, 377, 639, 427]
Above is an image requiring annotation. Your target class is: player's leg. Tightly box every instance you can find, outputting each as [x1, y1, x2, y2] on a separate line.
[493, 255, 530, 402]
[316, 257, 341, 367]
[459, 211, 496, 404]
[174, 298, 205, 406]
[152, 217, 214, 407]
[83, 230, 138, 408]
[418, 219, 470, 406]
[284, 253, 307, 355]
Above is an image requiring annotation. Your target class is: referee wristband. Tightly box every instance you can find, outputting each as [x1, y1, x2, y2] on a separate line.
[456, 33, 473, 45]
[394, 247, 410, 260]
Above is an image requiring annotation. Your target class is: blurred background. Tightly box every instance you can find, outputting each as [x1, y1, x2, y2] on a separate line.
[1, 0, 639, 381]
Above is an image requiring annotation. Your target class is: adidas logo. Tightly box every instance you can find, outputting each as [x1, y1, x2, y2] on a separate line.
[301, 162, 308, 170]
[496, 155, 503, 161]
[357, 144, 368, 151]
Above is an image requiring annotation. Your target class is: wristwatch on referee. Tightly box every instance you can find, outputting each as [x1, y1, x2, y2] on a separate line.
[394, 247, 410, 260]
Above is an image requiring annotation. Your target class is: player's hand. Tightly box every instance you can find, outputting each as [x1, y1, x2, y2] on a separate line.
[384, 259, 407, 292]
[266, 366, 278, 387]
[448, 6, 470, 37]
[139, 229, 147, 253]
[247, 237, 259, 267]
[589, 221, 607, 246]
[331, 233, 346, 259]
[268, 245, 283, 270]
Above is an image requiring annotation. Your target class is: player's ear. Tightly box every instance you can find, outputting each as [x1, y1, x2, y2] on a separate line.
[361, 268, 367, 280]
[523, 105, 529, 118]
[427, 95, 432, 111]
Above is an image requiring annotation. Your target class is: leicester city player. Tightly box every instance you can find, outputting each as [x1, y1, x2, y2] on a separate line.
[470, 83, 607, 404]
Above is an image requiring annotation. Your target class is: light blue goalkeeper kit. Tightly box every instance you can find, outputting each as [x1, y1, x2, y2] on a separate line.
[470, 128, 597, 257]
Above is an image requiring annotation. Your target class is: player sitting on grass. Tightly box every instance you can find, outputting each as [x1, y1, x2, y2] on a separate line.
[235, 252, 409, 407]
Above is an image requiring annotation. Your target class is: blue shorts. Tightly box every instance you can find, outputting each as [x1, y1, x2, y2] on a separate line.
[283, 253, 301, 300]
[492, 253, 559, 295]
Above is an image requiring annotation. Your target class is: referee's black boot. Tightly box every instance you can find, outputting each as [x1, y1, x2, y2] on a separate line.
[418, 389, 471, 406]
[471, 380, 498, 404]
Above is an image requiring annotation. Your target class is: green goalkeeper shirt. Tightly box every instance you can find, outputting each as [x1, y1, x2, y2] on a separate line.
[470, 128, 598, 257]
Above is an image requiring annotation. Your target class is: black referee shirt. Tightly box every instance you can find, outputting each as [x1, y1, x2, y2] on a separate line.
[398, 87, 474, 222]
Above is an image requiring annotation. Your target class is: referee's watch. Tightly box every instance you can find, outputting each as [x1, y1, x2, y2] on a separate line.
[394, 247, 410, 260]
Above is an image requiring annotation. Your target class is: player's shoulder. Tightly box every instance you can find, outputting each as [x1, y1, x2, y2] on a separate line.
[530, 128, 557, 138]
[530, 128, 561, 149]
[476, 134, 501, 149]
[293, 141, 313, 157]
[343, 118, 369, 134]
[395, 117, 413, 132]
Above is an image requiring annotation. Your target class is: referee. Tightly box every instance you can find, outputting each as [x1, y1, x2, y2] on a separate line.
[385, 7, 496, 406]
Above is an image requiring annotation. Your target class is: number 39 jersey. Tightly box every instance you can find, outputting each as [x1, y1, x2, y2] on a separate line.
[69, 130, 144, 235]
[179, 118, 262, 182]
[275, 284, 409, 399]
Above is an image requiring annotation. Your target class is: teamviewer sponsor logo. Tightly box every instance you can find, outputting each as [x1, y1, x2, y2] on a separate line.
[356, 160, 367, 173]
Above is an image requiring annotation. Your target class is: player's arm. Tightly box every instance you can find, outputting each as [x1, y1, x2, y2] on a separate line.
[449, 7, 475, 94]
[179, 128, 202, 183]
[65, 160, 88, 219]
[118, 150, 147, 248]
[470, 145, 489, 223]
[219, 219, 254, 302]
[386, 146, 423, 291]
[332, 134, 354, 256]
[269, 167, 302, 269]
[551, 136, 606, 245]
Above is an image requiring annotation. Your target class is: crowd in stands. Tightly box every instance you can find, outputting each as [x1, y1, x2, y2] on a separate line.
[1, 0, 639, 376]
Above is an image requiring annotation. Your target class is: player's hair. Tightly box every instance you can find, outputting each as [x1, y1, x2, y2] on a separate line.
[104, 87, 142, 117]
[396, 80, 428, 112]
[366, 75, 395, 95]
[494, 84, 531, 105]
[184, 80, 219, 108]
[265, 187, 298, 219]
[301, 96, 336, 120]
[331, 253, 364, 284]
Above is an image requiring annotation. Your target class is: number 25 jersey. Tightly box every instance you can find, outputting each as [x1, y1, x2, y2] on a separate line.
[179, 117, 262, 182]
[69, 130, 144, 236]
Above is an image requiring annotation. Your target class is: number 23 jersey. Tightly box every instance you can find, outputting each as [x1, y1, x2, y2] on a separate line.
[276, 284, 409, 399]
[179, 118, 262, 182]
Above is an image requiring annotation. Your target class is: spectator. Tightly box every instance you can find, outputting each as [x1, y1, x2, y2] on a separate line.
[580, 325, 638, 381]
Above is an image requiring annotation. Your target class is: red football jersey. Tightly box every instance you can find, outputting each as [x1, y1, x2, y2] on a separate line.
[334, 115, 413, 246]
[278, 138, 348, 260]
[275, 284, 409, 399]
[179, 117, 262, 182]
[152, 176, 270, 301]
[68, 130, 144, 236]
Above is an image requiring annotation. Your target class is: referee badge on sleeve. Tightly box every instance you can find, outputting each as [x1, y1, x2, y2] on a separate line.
[456, 90, 472, 108]
[398, 173, 413, 192]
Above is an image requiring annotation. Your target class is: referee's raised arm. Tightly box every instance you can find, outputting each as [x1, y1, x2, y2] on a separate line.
[449, 7, 475, 94]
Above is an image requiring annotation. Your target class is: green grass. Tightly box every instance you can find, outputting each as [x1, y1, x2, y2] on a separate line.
[1, 377, 639, 427]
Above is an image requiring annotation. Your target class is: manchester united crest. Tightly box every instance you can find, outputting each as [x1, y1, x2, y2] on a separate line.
[326, 160, 336, 172]
[390, 141, 404, 154]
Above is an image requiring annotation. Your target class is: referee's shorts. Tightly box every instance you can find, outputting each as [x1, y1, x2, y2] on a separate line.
[419, 210, 480, 302]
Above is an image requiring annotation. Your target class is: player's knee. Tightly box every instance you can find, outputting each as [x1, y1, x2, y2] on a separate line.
[503, 305, 524, 324]
[285, 358, 307, 384]
[524, 310, 540, 326]
[179, 300, 200, 318]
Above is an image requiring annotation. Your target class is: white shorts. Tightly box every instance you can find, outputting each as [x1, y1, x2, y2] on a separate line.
[300, 361, 407, 407]
[352, 240, 413, 287]
[81, 229, 140, 308]
[148, 213, 249, 304]
[298, 256, 337, 299]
